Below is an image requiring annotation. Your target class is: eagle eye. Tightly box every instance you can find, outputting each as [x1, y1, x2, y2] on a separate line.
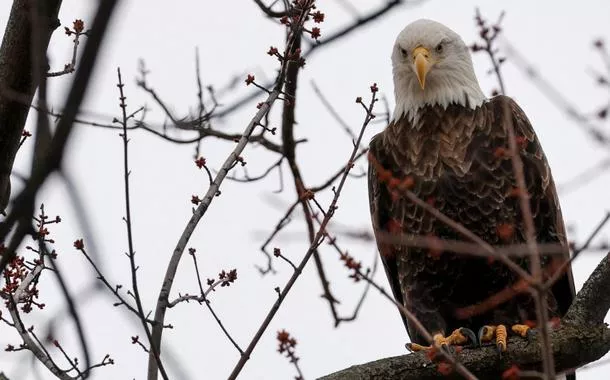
[435, 42, 444, 53]
[400, 47, 408, 58]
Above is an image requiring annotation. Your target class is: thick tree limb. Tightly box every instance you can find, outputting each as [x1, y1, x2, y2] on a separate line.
[0, 0, 62, 212]
[320, 253, 610, 380]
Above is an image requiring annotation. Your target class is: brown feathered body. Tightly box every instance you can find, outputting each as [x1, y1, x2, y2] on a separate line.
[368, 95, 575, 344]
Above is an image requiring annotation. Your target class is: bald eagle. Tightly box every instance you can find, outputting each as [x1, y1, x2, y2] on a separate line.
[367, 19, 576, 377]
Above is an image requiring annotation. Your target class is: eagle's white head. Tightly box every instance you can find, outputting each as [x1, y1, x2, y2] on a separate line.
[391, 19, 486, 121]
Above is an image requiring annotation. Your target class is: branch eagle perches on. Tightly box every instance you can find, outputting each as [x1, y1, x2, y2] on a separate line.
[320, 253, 610, 380]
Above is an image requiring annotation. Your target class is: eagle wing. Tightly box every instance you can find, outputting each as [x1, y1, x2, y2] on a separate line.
[502, 96, 576, 315]
[367, 132, 411, 332]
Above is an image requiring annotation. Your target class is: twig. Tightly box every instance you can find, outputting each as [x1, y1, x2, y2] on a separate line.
[227, 85, 379, 380]
[472, 9, 506, 94]
[309, 210, 379, 326]
[47, 20, 88, 77]
[195, 47, 207, 125]
[374, 231, 568, 259]
[558, 156, 610, 194]
[167, 275, 236, 307]
[116, 68, 169, 380]
[309, 149, 368, 192]
[74, 242, 163, 326]
[226, 157, 284, 183]
[258, 199, 300, 274]
[273, 247, 298, 272]
[191, 252, 243, 355]
[253, 0, 290, 18]
[311, 80, 356, 140]
[276, 329, 306, 380]
[502, 38, 610, 146]
[545, 212, 610, 290]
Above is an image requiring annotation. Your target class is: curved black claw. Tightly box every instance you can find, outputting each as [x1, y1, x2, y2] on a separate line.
[477, 326, 491, 347]
[496, 343, 504, 359]
[459, 327, 478, 347]
[524, 329, 534, 348]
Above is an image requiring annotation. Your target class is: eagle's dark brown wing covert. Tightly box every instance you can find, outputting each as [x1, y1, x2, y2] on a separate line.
[367, 133, 411, 332]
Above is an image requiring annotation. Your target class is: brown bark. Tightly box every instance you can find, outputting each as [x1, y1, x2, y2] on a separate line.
[0, 0, 62, 212]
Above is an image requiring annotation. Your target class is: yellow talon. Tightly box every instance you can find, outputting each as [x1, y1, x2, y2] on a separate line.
[496, 325, 507, 352]
[446, 329, 469, 345]
[511, 324, 530, 338]
[406, 328, 473, 353]
[405, 342, 430, 352]
[433, 333, 447, 348]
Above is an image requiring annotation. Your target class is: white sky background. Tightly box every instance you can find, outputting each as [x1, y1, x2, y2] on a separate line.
[1, 0, 610, 379]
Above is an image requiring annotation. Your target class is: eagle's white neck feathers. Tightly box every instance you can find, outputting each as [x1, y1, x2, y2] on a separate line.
[391, 19, 486, 122]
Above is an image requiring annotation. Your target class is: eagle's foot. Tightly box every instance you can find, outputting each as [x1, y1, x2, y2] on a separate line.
[405, 328, 477, 353]
[478, 325, 507, 355]
[511, 323, 532, 343]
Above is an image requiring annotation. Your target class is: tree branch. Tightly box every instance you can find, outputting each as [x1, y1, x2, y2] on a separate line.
[0, 0, 62, 213]
[320, 253, 610, 379]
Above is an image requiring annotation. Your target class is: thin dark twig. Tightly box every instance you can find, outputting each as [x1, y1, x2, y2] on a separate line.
[28, 326, 65, 374]
[74, 244, 160, 326]
[311, 80, 356, 140]
[274, 248, 299, 272]
[472, 9, 506, 94]
[43, 243, 91, 378]
[226, 157, 284, 183]
[374, 231, 605, 259]
[47, 23, 87, 77]
[195, 47, 207, 125]
[310, 209, 379, 326]
[258, 199, 301, 274]
[253, 0, 290, 18]
[336, 251, 378, 324]
[502, 38, 610, 146]
[545, 211, 610, 290]
[53, 340, 83, 378]
[309, 149, 368, 192]
[190, 252, 244, 355]
[558, 156, 610, 194]
[117, 68, 169, 380]
[133, 65, 285, 152]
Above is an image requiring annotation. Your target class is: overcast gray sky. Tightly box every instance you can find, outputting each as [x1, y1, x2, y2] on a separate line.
[1, 0, 610, 379]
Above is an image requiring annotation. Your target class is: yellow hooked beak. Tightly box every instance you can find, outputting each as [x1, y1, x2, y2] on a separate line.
[413, 46, 432, 90]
